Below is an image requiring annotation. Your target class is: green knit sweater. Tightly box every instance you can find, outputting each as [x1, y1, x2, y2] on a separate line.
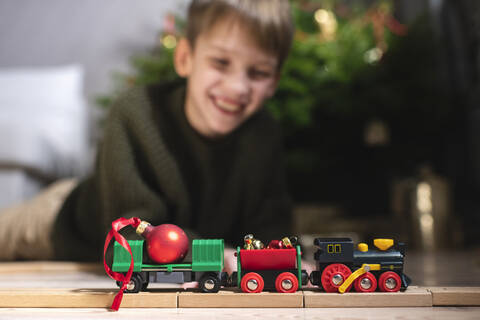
[52, 81, 292, 260]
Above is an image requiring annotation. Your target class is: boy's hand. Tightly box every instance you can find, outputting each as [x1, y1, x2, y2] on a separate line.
[181, 281, 199, 289]
[223, 247, 237, 274]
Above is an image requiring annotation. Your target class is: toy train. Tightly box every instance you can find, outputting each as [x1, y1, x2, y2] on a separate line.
[111, 236, 410, 294]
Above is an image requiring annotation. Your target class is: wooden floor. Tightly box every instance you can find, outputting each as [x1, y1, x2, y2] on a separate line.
[0, 250, 480, 319]
[0, 307, 478, 320]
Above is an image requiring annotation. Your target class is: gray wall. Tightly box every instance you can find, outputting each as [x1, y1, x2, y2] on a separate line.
[0, 0, 188, 115]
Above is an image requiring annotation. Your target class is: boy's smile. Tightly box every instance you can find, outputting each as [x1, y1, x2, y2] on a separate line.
[175, 20, 279, 138]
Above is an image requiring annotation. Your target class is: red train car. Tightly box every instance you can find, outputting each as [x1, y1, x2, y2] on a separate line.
[233, 246, 308, 293]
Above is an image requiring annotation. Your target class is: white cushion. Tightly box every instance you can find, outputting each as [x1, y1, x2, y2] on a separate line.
[0, 65, 89, 175]
[0, 65, 89, 208]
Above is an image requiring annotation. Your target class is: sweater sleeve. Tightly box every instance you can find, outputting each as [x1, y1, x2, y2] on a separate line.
[95, 90, 170, 232]
[52, 87, 190, 260]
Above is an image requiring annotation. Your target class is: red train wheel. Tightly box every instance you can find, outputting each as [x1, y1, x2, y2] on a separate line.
[321, 263, 352, 292]
[354, 272, 377, 293]
[378, 271, 401, 292]
[240, 272, 264, 293]
[275, 272, 299, 293]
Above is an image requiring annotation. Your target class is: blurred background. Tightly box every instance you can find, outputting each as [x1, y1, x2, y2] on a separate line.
[0, 0, 479, 251]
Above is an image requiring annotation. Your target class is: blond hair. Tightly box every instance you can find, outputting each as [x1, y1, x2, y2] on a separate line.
[186, 0, 294, 69]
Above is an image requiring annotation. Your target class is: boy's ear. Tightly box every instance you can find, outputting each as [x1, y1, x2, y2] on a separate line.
[174, 37, 193, 77]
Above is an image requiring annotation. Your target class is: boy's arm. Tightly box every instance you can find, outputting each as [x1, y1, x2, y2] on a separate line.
[94, 88, 190, 240]
[53, 88, 189, 260]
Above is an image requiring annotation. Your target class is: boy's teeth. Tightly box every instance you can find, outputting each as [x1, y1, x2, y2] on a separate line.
[216, 99, 241, 112]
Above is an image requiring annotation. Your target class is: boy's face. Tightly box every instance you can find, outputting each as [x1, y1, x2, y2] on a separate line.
[175, 21, 279, 138]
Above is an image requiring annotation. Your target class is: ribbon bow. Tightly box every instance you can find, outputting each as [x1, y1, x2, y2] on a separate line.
[103, 217, 142, 311]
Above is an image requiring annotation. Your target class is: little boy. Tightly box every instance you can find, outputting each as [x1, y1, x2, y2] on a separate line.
[0, 0, 295, 262]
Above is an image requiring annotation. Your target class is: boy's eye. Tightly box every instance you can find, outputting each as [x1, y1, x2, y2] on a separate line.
[210, 58, 229, 69]
[249, 68, 273, 80]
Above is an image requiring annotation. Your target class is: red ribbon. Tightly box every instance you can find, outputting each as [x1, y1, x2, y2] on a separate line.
[103, 217, 142, 311]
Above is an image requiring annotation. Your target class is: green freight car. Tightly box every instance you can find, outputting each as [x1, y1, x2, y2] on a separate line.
[112, 239, 228, 293]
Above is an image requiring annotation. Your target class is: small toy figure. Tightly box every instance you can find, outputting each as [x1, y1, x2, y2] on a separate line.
[252, 238, 265, 250]
[287, 236, 298, 247]
[243, 234, 265, 250]
[244, 234, 254, 250]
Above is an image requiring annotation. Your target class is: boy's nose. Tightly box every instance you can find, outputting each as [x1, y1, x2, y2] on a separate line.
[226, 72, 250, 99]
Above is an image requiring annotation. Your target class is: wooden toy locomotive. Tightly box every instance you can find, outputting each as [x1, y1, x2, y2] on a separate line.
[310, 238, 411, 293]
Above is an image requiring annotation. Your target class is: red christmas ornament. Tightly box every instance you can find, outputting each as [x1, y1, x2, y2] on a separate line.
[267, 239, 284, 249]
[136, 221, 189, 264]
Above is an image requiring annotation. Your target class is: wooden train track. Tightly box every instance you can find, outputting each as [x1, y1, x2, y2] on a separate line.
[0, 287, 478, 308]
